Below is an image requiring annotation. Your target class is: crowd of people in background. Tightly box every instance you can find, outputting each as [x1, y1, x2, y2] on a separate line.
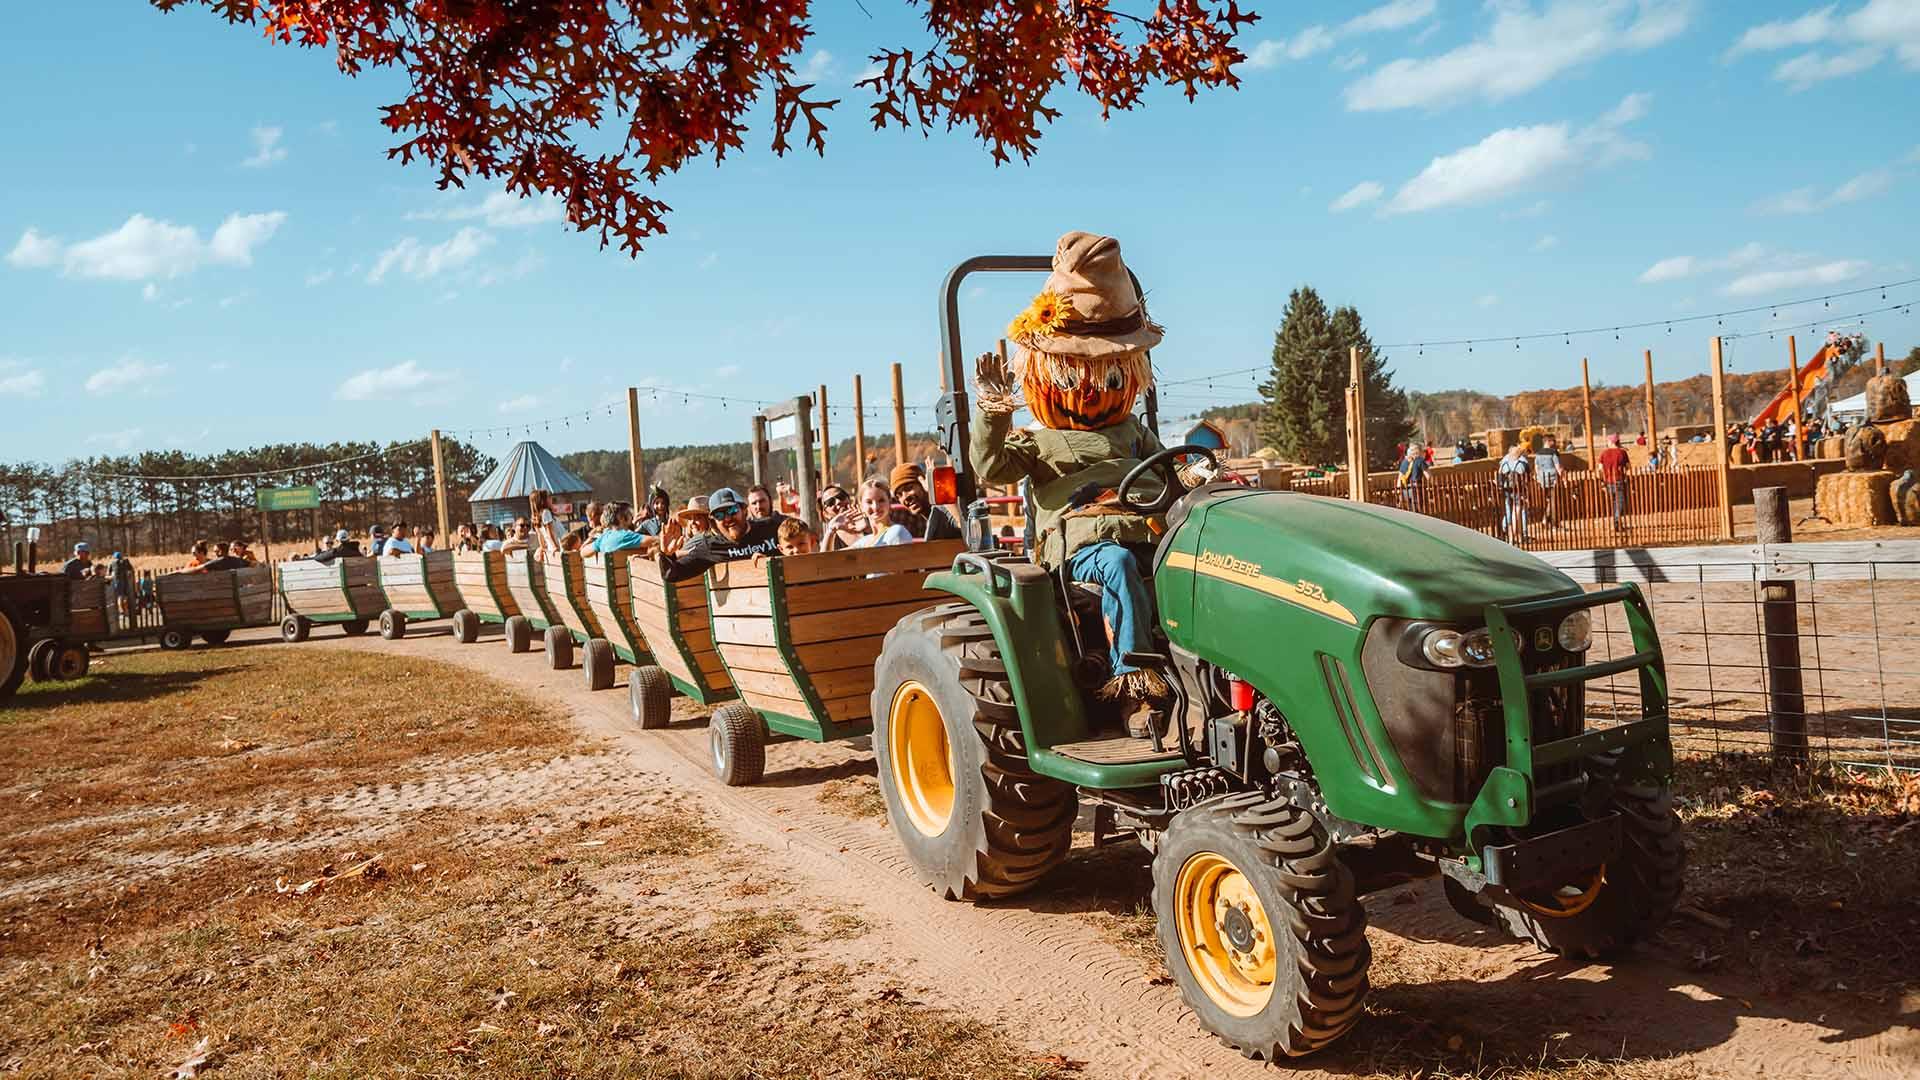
[1722, 415, 1846, 464]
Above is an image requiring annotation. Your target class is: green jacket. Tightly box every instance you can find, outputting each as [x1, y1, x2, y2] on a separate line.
[970, 408, 1164, 568]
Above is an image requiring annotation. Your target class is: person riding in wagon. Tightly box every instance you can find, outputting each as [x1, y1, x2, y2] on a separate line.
[970, 231, 1173, 739]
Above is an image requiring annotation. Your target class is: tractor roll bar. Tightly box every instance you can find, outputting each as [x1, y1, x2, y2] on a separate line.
[936, 255, 1161, 516]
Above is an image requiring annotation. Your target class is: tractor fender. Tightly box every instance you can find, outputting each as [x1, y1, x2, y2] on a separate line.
[923, 556, 1141, 789]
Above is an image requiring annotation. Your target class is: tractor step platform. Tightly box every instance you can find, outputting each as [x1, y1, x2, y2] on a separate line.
[1053, 734, 1185, 767]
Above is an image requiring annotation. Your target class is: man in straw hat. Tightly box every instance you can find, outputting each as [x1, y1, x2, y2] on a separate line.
[971, 231, 1171, 738]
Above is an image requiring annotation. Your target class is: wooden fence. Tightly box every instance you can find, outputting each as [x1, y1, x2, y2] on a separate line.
[1289, 465, 1723, 551]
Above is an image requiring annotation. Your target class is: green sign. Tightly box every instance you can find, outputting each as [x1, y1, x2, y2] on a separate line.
[257, 484, 319, 512]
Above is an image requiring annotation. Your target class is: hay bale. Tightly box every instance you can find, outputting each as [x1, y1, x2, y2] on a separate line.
[1893, 470, 1920, 527]
[1866, 373, 1913, 422]
[1881, 417, 1919, 474]
[1816, 469, 1896, 526]
[1845, 425, 1889, 471]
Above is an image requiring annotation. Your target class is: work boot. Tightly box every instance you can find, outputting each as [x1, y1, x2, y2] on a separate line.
[1098, 670, 1173, 740]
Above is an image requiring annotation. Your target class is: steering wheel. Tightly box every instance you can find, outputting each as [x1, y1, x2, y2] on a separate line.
[1118, 444, 1220, 516]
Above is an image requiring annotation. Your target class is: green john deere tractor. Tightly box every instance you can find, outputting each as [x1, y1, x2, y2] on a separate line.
[868, 256, 1684, 1060]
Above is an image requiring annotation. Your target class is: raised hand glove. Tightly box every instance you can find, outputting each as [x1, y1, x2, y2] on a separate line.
[973, 350, 1021, 417]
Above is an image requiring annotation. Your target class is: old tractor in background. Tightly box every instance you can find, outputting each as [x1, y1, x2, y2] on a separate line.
[868, 256, 1684, 1059]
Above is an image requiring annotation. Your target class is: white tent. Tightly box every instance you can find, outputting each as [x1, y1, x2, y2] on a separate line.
[1829, 371, 1919, 421]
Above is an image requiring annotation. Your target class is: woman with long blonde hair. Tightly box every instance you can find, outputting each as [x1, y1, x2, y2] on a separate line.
[528, 488, 562, 556]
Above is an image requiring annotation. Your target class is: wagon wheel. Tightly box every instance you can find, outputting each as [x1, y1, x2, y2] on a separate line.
[544, 626, 574, 669]
[629, 664, 673, 730]
[200, 629, 231, 646]
[709, 702, 766, 786]
[379, 609, 408, 641]
[583, 638, 616, 691]
[158, 628, 194, 651]
[504, 615, 531, 653]
[28, 638, 60, 681]
[0, 608, 26, 700]
[341, 619, 370, 637]
[451, 609, 480, 644]
[49, 642, 91, 681]
[281, 614, 311, 643]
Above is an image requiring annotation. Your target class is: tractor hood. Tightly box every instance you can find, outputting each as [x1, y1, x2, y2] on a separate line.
[1184, 491, 1579, 624]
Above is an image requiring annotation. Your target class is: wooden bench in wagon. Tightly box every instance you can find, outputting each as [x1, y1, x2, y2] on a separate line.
[578, 549, 654, 692]
[703, 540, 964, 785]
[373, 551, 460, 639]
[447, 550, 519, 644]
[153, 566, 274, 650]
[501, 549, 562, 654]
[276, 557, 385, 641]
[624, 553, 736, 730]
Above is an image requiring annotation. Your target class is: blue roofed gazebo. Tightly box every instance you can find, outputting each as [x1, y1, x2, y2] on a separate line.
[468, 440, 593, 526]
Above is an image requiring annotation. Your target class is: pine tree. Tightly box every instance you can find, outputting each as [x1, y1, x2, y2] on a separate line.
[1258, 287, 1341, 465]
[1329, 305, 1414, 471]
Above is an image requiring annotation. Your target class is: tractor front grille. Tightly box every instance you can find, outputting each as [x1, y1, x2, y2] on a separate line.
[1454, 644, 1586, 803]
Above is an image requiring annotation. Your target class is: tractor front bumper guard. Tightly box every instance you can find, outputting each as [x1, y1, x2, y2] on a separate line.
[1481, 811, 1621, 890]
[1461, 584, 1672, 855]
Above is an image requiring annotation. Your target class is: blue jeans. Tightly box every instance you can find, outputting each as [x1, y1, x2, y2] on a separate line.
[1067, 542, 1154, 676]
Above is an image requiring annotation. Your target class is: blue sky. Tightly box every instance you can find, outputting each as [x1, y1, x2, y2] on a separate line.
[3, 0, 1917, 463]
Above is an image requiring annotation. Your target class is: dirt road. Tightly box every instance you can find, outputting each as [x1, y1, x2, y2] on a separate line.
[302, 624, 1914, 1079]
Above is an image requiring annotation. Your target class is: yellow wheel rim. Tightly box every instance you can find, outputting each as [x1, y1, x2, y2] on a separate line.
[0, 617, 15, 679]
[1516, 865, 1608, 919]
[888, 681, 955, 838]
[1173, 851, 1278, 1017]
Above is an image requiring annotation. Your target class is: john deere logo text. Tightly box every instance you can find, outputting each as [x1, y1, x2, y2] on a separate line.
[1199, 550, 1263, 577]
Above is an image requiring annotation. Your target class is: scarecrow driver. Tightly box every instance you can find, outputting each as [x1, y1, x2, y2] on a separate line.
[971, 231, 1173, 739]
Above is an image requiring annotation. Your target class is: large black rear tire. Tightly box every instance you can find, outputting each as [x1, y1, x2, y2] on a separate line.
[1478, 751, 1685, 957]
[0, 609, 26, 700]
[870, 603, 1076, 901]
[1153, 793, 1371, 1060]
[630, 664, 672, 729]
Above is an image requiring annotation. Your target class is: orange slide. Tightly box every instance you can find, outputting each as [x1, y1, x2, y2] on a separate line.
[1749, 342, 1840, 427]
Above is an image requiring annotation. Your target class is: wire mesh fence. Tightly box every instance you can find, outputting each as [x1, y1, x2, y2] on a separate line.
[1542, 542, 1920, 773]
[1288, 464, 1723, 551]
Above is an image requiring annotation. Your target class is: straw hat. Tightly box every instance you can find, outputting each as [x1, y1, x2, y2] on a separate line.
[1006, 232, 1163, 359]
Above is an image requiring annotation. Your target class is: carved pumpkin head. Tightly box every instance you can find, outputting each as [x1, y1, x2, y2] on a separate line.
[1018, 347, 1150, 431]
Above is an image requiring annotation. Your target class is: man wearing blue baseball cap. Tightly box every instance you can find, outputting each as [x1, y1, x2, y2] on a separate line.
[62, 542, 93, 580]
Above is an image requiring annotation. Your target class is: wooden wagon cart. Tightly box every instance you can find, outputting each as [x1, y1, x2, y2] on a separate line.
[534, 551, 605, 671]
[448, 550, 519, 644]
[276, 557, 385, 641]
[373, 551, 460, 639]
[501, 549, 562, 654]
[703, 540, 963, 785]
[625, 553, 736, 730]
[152, 566, 275, 650]
[21, 577, 107, 682]
[579, 550, 655, 692]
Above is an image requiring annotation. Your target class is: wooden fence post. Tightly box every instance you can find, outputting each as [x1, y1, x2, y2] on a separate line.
[1580, 358, 1595, 464]
[1875, 341, 1886, 376]
[852, 374, 867, 483]
[430, 428, 451, 539]
[1709, 337, 1735, 540]
[626, 387, 645, 505]
[1643, 349, 1657, 443]
[817, 383, 832, 483]
[1786, 337, 1806, 460]
[891, 362, 909, 469]
[1755, 487, 1808, 764]
[1347, 346, 1367, 501]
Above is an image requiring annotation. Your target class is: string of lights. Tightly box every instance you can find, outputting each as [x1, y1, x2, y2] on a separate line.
[81, 440, 431, 482]
[439, 383, 938, 442]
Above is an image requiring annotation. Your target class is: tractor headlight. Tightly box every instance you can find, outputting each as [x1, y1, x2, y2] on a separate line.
[1557, 609, 1593, 653]
[1460, 628, 1497, 667]
[1420, 628, 1467, 668]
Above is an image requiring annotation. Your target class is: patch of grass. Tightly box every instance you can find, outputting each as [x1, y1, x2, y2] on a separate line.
[816, 774, 888, 820]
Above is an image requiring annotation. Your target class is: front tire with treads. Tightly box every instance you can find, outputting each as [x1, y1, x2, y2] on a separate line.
[871, 602, 1076, 902]
[0, 608, 25, 700]
[1153, 793, 1371, 1060]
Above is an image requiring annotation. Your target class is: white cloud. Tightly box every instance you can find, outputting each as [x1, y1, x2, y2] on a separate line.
[476, 250, 545, 287]
[1383, 94, 1648, 214]
[208, 211, 287, 266]
[0, 361, 46, 398]
[1248, 1, 1435, 70]
[88, 428, 146, 451]
[1345, 1, 1690, 111]
[1329, 181, 1385, 212]
[6, 228, 61, 268]
[14, 212, 287, 282]
[334, 360, 449, 401]
[1774, 46, 1885, 88]
[1752, 168, 1895, 213]
[800, 49, 834, 82]
[1636, 241, 1769, 283]
[1727, 1, 1920, 86]
[498, 394, 540, 413]
[241, 125, 287, 168]
[368, 227, 493, 283]
[410, 189, 566, 229]
[1533, 234, 1559, 251]
[85, 358, 172, 395]
[1723, 259, 1870, 296]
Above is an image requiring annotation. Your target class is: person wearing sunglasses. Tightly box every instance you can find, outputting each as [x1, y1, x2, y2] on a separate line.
[658, 486, 785, 582]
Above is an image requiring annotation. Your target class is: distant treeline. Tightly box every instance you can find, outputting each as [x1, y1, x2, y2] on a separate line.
[0, 438, 494, 558]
